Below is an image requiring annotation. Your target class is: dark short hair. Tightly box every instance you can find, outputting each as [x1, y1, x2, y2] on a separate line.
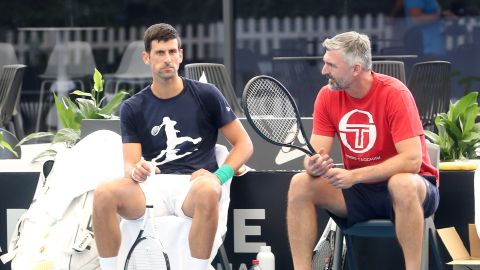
[143, 23, 182, 53]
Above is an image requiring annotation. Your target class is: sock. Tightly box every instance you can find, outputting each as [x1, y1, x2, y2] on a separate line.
[98, 256, 117, 270]
[188, 257, 209, 270]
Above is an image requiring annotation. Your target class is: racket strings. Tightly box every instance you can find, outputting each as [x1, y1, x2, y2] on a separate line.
[126, 238, 169, 270]
[312, 239, 333, 269]
[245, 78, 300, 144]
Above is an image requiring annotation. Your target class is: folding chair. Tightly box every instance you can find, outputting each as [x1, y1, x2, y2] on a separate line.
[372, 60, 406, 84]
[407, 61, 452, 130]
[0, 42, 20, 67]
[0, 64, 27, 139]
[184, 63, 244, 116]
[36, 41, 96, 132]
[104, 41, 151, 95]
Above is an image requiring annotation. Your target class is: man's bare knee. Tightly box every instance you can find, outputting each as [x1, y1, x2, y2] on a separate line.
[288, 173, 312, 201]
[93, 182, 117, 210]
[388, 174, 422, 208]
[191, 177, 221, 213]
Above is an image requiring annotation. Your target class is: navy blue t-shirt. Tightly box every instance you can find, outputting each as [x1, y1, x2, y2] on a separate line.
[120, 78, 236, 174]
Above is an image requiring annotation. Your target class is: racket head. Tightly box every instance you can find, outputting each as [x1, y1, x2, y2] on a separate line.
[124, 192, 170, 270]
[242, 75, 315, 155]
[124, 236, 170, 270]
[312, 239, 333, 270]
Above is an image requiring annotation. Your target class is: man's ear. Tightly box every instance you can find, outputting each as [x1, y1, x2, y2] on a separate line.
[179, 48, 184, 63]
[142, 51, 150, 64]
[352, 64, 362, 75]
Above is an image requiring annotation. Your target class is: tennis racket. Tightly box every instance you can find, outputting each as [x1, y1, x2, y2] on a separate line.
[312, 237, 333, 270]
[312, 219, 346, 270]
[242, 75, 316, 156]
[312, 219, 335, 270]
[124, 174, 170, 269]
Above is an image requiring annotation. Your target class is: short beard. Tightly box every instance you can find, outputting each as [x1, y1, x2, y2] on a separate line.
[327, 78, 346, 91]
[158, 72, 176, 81]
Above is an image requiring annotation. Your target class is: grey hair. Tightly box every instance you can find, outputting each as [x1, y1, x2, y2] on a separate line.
[322, 31, 372, 70]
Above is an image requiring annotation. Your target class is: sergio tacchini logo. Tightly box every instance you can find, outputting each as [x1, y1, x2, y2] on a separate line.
[338, 109, 376, 153]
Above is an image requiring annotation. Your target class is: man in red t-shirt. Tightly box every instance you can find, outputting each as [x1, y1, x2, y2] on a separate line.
[286, 31, 439, 270]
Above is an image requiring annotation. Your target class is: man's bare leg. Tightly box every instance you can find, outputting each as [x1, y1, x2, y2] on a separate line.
[389, 174, 427, 270]
[183, 177, 222, 259]
[287, 186, 318, 269]
[287, 173, 345, 270]
[93, 178, 145, 257]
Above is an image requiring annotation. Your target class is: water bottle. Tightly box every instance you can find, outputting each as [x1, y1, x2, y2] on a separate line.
[256, 245, 275, 270]
[249, 259, 261, 270]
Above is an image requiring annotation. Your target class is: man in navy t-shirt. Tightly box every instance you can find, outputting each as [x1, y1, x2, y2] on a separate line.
[92, 23, 253, 270]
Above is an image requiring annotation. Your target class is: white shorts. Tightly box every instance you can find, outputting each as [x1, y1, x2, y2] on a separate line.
[118, 174, 231, 268]
[139, 174, 231, 228]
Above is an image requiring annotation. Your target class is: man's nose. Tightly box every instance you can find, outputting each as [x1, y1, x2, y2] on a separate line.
[164, 54, 172, 63]
[321, 64, 328, 75]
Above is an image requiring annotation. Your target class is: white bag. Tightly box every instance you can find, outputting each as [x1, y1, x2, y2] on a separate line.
[2, 190, 99, 269]
[1, 130, 124, 270]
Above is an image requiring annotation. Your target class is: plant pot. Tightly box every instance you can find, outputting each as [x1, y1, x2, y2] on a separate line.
[80, 118, 121, 139]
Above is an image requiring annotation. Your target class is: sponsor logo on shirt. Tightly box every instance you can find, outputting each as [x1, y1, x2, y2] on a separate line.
[338, 109, 376, 153]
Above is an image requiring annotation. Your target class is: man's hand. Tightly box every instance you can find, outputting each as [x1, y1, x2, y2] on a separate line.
[131, 160, 159, 182]
[304, 153, 334, 177]
[323, 168, 356, 189]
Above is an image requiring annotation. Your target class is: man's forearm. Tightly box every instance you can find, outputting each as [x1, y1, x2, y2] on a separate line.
[222, 139, 253, 172]
[350, 153, 422, 184]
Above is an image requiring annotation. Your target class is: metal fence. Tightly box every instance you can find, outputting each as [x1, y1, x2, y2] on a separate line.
[0, 14, 383, 64]
[5, 14, 479, 65]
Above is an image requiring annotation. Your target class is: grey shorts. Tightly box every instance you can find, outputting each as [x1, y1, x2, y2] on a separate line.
[329, 175, 439, 229]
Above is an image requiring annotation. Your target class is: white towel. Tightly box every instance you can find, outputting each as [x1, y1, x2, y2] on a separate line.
[43, 130, 124, 219]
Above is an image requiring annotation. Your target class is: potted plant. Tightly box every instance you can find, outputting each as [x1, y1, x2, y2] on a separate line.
[17, 68, 129, 159]
[425, 92, 480, 248]
[424, 91, 480, 162]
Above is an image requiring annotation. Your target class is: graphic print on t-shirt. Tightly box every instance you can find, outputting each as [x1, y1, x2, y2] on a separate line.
[150, 116, 202, 165]
[338, 109, 376, 154]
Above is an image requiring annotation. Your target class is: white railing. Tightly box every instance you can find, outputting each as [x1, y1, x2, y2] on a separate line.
[5, 14, 480, 65]
[235, 14, 395, 56]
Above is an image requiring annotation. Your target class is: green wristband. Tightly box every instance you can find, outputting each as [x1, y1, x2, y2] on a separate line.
[214, 164, 234, 185]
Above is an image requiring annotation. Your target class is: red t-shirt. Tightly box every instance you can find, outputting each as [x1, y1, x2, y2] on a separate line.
[313, 72, 438, 184]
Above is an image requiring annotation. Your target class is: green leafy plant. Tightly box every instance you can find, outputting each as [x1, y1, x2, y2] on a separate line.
[425, 91, 480, 161]
[0, 131, 18, 157]
[18, 68, 129, 158]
